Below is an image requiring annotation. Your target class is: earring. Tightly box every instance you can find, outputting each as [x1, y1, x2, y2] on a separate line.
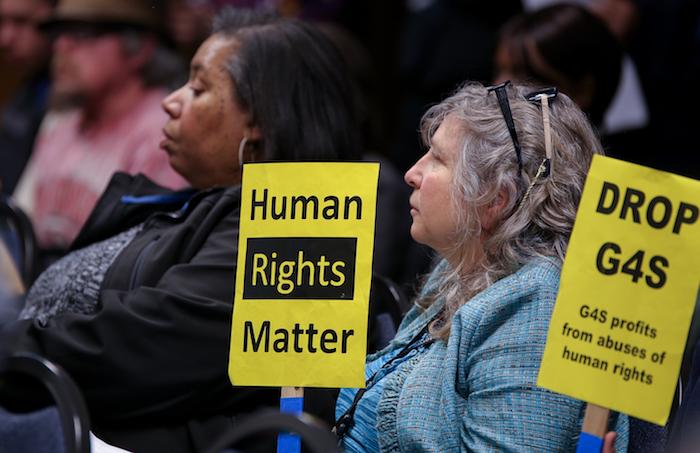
[238, 136, 249, 166]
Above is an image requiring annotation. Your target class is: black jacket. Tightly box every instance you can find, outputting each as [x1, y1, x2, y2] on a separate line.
[2, 173, 335, 452]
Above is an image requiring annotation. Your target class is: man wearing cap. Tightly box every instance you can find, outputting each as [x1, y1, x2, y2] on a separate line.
[13, 0, 186, 256]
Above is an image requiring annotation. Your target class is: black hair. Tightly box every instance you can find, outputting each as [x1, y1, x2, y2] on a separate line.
[499, 4, 622, 127]
[212, 8, 361, 161]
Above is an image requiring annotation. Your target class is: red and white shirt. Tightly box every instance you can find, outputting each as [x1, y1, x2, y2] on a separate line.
[15, 88, 186, 249]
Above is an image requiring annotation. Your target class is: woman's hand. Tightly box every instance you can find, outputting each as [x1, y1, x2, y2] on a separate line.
[602, 431, 617, 453]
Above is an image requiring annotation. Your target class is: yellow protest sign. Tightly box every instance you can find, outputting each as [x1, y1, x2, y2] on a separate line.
[538, 155, 700, 425]
[228, 162, 379, 388]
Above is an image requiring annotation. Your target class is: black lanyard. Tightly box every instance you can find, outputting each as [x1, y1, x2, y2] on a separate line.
[334, 321, 436, 439]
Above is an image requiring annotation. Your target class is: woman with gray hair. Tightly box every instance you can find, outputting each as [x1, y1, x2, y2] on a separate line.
[335, 81, 630, 452]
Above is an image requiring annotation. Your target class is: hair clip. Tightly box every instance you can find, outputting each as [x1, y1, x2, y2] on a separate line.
[525, 87, 557, 178]
[525, 87, 558, 103]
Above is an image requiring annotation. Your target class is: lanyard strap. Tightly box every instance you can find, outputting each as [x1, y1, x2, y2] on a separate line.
[334, 321, 435, 438]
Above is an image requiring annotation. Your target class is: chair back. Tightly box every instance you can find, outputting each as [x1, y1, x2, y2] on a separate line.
[0, 352, 91, 453]
[205, 409, 341, 453]
[367, 273, 409, 353]
[0, 194, 37, 286]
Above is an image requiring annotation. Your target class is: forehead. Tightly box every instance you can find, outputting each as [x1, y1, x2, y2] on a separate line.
[66, 33, 125, 54]
[0, 0, 49, 15]
[431, 114, 465, 158]
[192, 34, 237, 73]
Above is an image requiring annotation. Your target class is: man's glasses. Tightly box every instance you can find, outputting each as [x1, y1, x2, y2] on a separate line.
[42, 22, 126, 42]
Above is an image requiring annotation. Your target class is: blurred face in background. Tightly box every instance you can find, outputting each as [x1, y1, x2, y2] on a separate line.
[50, 26, 150, 107]
[493, 39, 595, 117]
[166, 0, 213, 57]
[0, 0, 52, 71]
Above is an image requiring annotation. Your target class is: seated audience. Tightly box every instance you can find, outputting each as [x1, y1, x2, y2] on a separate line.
[494, 3, 622, 129]
[13, 0, 186, 254]
[0, 0, 53, 195]
[1, 8, 359, 453]
[334, 81, 629, 451]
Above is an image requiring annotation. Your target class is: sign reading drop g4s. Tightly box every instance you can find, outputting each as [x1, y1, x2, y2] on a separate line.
[538, 155, 700, 425]
[228, 162, 379, 388]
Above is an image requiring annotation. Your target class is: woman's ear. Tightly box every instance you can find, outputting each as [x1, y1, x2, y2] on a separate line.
[247, 125, 262, 142]
[481, 188, 509, 232]
[241, 126, 263, 163]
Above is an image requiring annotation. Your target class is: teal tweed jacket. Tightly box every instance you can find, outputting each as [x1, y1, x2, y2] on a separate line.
[363, 258, 629, 452]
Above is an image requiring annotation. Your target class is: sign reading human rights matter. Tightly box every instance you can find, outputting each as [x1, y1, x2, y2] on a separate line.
[538, 155, 700, 425]
[228, 162, 379, 388]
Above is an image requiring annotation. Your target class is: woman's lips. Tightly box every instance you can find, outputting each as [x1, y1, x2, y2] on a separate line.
[160, 130, 174, 152]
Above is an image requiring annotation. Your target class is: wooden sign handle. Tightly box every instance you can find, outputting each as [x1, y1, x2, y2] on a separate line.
[577, 403, 610, 453]
[281, 386, 304, 400]
[278, 387, 304, 453]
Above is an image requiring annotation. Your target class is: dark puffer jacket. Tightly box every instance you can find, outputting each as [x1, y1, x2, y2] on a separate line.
[1, 172, 335, 452]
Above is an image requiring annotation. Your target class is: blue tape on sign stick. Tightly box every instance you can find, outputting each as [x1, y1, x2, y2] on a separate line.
[280, 397, 304, 415]
[277, 432, 301, 453]
[576, 432, 604, 453]
[277, 397, 304, 453]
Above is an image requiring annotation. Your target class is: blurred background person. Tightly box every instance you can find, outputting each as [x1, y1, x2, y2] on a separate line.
[13, 0, 187, 261]
[166, 0, 216, 60]
[0, 0, 54, 195]
[607, 0, 700, 179]
[518, 0, 700, 178]
[494, 3, 622, 131]
[389, 0, 523, 174]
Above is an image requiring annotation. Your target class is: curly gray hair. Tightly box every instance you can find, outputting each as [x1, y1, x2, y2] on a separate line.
[418, 81, 604, 340]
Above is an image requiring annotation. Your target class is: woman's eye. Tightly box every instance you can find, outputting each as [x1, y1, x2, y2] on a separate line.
[189, 84, 204, 96]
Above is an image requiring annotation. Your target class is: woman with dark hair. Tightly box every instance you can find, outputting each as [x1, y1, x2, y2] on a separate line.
[494, 3, 623, 128]
[210, 8, 360, 163]
[0, 9, 358, 453]
[334, 81, 629, 451]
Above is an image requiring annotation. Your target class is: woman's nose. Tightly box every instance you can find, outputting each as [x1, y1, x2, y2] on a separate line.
[53, 34, 74, 53]
[404, 159, 422, 189]
[0, 22, 18, 49]
[162, 88, 182, 117]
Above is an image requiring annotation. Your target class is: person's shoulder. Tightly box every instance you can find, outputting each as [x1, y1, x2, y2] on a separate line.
[448, 258, 563, 360]
[453, 257, 562, 327]
[35, 109, 80, 140]
[482, 257, 560, 301]
[511, 257, 562, 291]
[188, 185, 242, 219]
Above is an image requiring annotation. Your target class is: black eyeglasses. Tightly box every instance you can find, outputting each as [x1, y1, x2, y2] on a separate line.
[487, 81, 523, 175]
[42, 21, 142, 42]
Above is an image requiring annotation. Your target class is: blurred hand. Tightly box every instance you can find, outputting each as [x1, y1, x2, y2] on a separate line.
[602, 431, 617, 453]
